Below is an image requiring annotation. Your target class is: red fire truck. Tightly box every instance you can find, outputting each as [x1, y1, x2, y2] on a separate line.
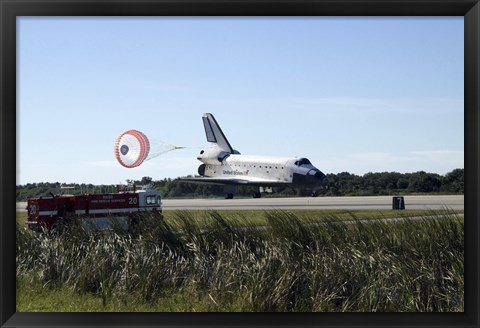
[26, 189, 162, 233]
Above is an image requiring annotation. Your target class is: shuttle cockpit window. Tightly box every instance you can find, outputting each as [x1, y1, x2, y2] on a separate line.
[294, 158, 312, 166]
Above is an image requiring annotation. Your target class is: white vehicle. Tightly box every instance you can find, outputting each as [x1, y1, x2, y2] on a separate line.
[184, 113, 328, 198]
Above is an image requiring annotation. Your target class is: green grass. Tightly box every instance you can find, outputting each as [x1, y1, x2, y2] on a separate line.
[17, 274, 246, 312]
[16, 210, 464, 312]
[16, 211, 27, 225]
[162, 209, 463, 225]
[17, 208, 463, 228]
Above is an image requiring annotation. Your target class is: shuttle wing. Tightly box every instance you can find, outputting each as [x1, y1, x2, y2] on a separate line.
[182, 175, 288, 187]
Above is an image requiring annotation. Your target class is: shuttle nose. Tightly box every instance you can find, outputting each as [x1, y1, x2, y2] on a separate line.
[307, 169, 328, 186]
[315, 171, 329, 184]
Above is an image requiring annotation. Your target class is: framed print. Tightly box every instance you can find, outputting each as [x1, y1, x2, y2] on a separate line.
[1, 0, 478, 327]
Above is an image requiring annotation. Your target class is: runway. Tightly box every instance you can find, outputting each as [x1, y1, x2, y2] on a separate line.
[16, 195, 464, 212]
[160, 195, 464, 210]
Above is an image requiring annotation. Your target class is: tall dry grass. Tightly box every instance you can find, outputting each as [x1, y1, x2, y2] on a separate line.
[16, 210, 464, 311]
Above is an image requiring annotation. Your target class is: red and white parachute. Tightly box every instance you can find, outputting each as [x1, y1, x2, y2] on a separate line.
[114, 130, 150, 168]
[114, 130, 184, 168]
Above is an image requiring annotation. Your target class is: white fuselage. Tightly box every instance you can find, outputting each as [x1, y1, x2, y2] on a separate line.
[203, 154, 296, 183]
[190, 113, 328, 194]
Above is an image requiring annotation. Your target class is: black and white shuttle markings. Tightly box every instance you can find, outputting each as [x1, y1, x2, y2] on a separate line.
[184, 113, 328, 198]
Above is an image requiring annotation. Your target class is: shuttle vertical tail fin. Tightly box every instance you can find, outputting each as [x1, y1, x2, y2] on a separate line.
[202, 113, 236, 154]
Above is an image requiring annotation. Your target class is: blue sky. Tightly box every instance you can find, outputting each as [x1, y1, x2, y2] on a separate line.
[17, 17, 464, 185]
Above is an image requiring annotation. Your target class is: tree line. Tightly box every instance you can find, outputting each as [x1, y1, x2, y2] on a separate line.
[16, 169, 464, 201]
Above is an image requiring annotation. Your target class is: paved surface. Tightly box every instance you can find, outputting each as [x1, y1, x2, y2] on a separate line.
[160, 195, 464, 210]
[16, 195, 464, 212]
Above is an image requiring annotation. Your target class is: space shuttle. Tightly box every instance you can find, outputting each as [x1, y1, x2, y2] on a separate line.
[184, 113, 328, 199]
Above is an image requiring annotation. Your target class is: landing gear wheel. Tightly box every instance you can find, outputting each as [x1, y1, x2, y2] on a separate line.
[311, 191, 318, 197]
[225, 193, 234, 199]
[253, 192, 262, 198]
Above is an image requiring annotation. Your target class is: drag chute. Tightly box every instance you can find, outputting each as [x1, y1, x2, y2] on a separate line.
[114, 130, 150, 168]
[114, 130, 187, 168]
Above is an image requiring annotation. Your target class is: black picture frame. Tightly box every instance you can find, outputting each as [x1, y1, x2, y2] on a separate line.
[1, 1, 478, 327]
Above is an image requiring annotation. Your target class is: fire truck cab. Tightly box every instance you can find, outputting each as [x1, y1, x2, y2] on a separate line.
[26, 189, 162, 233]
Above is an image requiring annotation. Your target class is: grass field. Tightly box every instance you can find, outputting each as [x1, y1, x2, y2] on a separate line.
[16, 209, 464, 312]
